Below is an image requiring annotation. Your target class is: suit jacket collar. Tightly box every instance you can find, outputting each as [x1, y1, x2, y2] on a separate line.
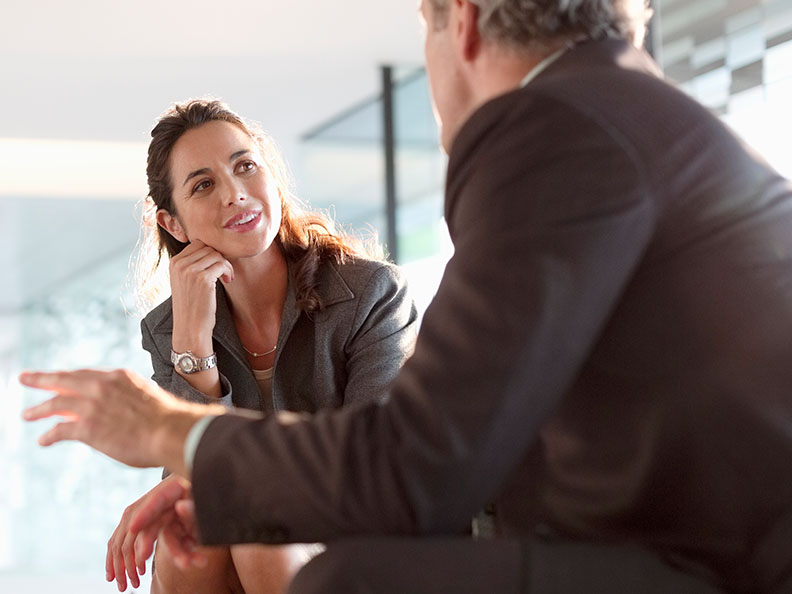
[444, 39, 661, 231]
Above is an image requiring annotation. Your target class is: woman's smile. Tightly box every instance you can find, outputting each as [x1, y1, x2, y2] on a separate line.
[224, 209, 263, 232]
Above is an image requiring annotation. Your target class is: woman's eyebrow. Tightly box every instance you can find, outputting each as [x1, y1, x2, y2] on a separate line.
[183, 167, 210, 187]
[182, 150, 250, 186]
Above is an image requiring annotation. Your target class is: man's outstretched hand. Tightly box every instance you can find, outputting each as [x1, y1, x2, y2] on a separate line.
[20, 368, 223, 476]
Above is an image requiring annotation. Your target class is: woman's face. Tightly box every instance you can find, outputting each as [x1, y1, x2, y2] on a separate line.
[158, 120, 282, 261]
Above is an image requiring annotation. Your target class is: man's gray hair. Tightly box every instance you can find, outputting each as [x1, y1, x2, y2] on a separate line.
[427, 0, 651, 47]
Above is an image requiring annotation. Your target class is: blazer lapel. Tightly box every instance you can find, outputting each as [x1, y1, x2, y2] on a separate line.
[272, 259, 355, 368]
[213, 283, 249, 371]
[273, 268, 299, 370]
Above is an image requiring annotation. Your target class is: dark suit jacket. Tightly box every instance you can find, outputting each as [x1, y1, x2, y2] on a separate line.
[190, 40, 792, 592]
[141, 257, 417, 414]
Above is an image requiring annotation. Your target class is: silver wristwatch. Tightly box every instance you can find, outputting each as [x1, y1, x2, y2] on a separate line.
[170, 350, 218, 374]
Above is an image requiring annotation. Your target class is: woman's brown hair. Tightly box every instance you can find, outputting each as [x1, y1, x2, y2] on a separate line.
[135, 98, 380, 313]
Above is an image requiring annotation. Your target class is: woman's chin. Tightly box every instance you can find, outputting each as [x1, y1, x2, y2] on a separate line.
[226, 242, 280, 263]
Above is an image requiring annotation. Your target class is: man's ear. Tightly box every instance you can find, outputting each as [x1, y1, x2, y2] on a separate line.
[156, 209, 189, 243]
[456, 0, 482, 62]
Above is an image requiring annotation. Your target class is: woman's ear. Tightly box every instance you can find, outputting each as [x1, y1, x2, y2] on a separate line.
[156, 209, 189, 243]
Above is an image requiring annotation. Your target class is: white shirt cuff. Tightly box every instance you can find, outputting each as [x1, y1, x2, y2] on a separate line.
[184, 415, 217, 473]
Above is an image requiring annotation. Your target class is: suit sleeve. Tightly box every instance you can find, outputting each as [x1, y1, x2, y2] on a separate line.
[191, 93, 656, 545]
[342, 263, 418, 406]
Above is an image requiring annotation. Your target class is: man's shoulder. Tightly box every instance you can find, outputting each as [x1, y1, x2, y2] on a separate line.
[450, 40, 664, 159]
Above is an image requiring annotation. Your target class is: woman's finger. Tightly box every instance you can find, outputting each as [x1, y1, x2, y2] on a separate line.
[112, 543, 128, 592]
[159, 523, 205, 570]
[134, 520, 162, 565]
[122, 530, 140, 589]
[170, 241, 225, 269]
[170, 239, 206, 261]
[200, 261, 235, 285]
[106, 523, 121, 582]
[134, 531, 148, 576]
[182, 250, 233, 277]
[129, 477, 189, 533]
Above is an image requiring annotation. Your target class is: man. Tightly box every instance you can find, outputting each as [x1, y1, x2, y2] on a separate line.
[22, 1, 792, 592]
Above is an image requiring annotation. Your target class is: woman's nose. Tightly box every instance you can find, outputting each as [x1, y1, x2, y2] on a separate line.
[222, 179, 246, 205]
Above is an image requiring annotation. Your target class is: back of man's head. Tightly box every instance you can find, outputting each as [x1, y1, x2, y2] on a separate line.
[426, 0, 652, 48]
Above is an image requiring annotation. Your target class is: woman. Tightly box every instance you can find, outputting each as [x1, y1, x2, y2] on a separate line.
[106, 98, 417, 594]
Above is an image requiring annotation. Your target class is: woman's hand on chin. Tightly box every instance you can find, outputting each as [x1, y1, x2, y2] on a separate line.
[169, 239, 233, 354]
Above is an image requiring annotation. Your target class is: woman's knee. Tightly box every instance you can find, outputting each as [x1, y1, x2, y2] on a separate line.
[230, 544, 309, 594]
[154, 540, 237, 594]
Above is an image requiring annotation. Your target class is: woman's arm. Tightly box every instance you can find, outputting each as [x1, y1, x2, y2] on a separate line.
[158, 239, 235, 399]
[141, 317, 234, 407]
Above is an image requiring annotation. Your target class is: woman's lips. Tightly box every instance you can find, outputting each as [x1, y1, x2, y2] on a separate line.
[224, 210, 262, 232]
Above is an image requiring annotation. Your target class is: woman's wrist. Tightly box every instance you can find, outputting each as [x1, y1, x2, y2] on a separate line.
[171, 334, 214, 358]
[175, 366, 223, 398]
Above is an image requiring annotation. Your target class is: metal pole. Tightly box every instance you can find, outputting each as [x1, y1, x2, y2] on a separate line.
[381, 65, 399, 263]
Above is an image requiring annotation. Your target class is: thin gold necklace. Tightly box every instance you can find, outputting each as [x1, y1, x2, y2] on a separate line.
[242, 344, 277, 357]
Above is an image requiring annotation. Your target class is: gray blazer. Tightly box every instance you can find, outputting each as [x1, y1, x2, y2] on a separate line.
[141, 257, 418, 415]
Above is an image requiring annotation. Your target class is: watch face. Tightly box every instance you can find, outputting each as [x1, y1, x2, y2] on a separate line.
[178, 356, 196, 373]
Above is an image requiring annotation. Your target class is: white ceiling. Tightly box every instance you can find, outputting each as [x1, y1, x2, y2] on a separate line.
[0, 0, 427, 313]
[0, 0, 425, 166]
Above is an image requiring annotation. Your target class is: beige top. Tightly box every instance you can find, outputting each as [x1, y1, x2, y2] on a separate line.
[252, 366, 274, 407]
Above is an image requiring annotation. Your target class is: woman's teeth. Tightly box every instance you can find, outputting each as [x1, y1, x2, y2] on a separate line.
[233, 212, 257, 226]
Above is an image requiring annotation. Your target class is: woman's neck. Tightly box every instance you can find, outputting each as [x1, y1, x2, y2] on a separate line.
[221, 244, 289, 331]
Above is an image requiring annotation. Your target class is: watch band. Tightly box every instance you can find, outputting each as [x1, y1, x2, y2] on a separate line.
[170, 350, 218, 374]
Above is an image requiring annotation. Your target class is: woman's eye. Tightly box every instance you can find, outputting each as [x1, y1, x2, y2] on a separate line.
[237, 160, 256, 173]
[193, 179, 212, 193]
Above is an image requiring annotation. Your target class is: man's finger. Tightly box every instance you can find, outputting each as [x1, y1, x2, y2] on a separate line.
[22, 395, 86, 422]
[19, 370, 103, 395]
[38, 421, 81, 447]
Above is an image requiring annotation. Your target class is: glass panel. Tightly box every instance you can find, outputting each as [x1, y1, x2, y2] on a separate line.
[393, 69, 448, 265]
[299, 90, 387, 245]
[298, 66, 452, 318]
[655, 0, 792, 177]
[0, 196, 160, 592]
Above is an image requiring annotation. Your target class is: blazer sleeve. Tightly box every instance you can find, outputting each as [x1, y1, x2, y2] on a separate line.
[190, 92, 656, 545]
[140, 318, 234, 408]
[342, 263, 418, 406]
